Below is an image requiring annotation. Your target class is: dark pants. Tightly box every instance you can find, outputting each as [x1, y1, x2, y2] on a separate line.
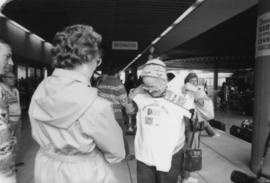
[137, 149, 184, 183]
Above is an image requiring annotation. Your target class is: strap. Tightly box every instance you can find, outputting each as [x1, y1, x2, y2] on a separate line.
[257, 131, 270, 177]
[189, 111, 200, 149]
[198, 123, 203, 149]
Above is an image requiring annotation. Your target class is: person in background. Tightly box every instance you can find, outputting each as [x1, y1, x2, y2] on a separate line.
[96, 67, 133, 160]
[184, 72, 217, 139]
[0, 39, 16, 183]
[125, 73, 138, 93]
[28, 25, 125, 183]
[167, 72, 175, 82]
[0, 71, 22, 155]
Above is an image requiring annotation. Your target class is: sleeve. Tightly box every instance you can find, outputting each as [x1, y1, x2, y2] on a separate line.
[79, 100, 126, 163]
[114, 82, 128, 107]
[15, 88, 21, 106]
[196, 98, 214, 121]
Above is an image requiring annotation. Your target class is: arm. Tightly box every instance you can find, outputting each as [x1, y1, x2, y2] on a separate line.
[114, 81, 128, 108]
[80, 100, 125, 163]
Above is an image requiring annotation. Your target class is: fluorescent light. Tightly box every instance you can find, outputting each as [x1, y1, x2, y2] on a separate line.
[31, 33, 45, 42]
[174, 0, 204, 24]
[151, 37, 161, 45]
[160, 26, 173, 37]
[122, 0, 205, 71]
[9, 19, 30, 33]
[174, 6, 196, 24]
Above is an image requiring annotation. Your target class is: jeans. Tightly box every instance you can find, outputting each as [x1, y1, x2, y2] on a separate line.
[137, 149, 184, 183]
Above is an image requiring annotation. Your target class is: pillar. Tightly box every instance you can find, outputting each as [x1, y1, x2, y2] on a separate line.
[213, 65, 218, 111]
[251, 0, 270, 174]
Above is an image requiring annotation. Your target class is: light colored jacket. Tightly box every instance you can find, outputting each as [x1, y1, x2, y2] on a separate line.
[28, 69, 125, 183]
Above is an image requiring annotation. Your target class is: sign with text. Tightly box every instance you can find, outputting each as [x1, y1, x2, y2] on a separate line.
[256, 12, 270, 57]
[112, 41, 138, 50]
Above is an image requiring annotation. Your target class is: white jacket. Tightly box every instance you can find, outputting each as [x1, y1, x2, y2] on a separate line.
[29, 69, 125, 183]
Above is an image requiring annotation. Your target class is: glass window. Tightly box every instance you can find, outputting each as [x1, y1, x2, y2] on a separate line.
[36, 68, 41, 78]
[17, 65, 27, 79]
[28, 67, 35, 78]
[43, 68, 48, 78]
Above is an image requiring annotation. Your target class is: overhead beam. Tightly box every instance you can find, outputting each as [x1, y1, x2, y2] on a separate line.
[152, 0, 257, 56]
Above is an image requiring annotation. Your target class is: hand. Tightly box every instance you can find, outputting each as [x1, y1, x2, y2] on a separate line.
[195, 98, 204, 107]
[125, 102, 136, 115]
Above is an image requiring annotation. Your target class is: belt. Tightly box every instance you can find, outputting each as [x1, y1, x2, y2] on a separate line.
[39, 148, 99, 163]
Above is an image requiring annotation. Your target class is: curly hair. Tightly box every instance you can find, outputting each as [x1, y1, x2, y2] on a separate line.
[51, 24, 102, 69]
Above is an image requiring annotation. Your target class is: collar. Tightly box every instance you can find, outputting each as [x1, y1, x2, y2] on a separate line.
[52, 68, 91, 86]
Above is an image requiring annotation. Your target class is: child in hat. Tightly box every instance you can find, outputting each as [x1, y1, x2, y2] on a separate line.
[127, 59, 191, 183]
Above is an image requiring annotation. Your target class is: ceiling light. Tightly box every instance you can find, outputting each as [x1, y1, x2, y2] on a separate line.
[31, 33, 45, 42]
[151, 37, 161, 45]
[160, 26, 173, 37]
[8, 19, 30, 33]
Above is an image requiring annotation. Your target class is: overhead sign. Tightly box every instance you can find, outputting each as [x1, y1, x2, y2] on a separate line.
[256, 12, 270, 57]
[112, 41, 138, 50]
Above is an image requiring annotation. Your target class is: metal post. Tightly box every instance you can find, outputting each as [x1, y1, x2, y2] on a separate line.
[251, 0, 270, 174]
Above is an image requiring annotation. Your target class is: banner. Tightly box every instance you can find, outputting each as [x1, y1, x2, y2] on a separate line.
[256, 12, 270, 57]
[112, 41, 138, 50]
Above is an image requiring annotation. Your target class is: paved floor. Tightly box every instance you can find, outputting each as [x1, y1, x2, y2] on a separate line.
[16, 111, 255, 183]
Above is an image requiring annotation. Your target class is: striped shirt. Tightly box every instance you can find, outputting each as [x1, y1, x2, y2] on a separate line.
[0, 83, 21, 122]
[97, 75, 128, 121]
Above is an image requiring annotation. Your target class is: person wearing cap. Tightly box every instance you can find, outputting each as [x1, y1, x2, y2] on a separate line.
[127, 59, 189, 183]
[183, 72, 217, 140]
[28, 25, 125, 183]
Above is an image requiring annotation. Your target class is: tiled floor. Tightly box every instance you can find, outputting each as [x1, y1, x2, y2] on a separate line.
[16, 111, 255, 183]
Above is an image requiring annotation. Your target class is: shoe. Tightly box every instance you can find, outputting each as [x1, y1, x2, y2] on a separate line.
[182, 177, 198, 183]
[213, 133, 220, 137]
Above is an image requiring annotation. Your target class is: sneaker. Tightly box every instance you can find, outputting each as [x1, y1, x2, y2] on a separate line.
[182, 177, 198, 183]
[213, 133, 220, 137]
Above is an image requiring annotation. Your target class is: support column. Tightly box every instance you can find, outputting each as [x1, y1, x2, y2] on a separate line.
[213, 66, 218, 111]
[251, 0, 270, 174]
[0, 16, 7, 40]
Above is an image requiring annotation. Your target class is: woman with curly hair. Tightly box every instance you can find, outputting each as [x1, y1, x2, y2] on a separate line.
[28, 25, 125, 183]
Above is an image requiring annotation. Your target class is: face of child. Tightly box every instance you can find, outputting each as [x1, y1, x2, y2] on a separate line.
[142, 77, 167, 97]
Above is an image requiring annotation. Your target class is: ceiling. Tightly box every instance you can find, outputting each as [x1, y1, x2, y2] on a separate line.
[3, 0, 196, 70]
[161, 5, 257, 70]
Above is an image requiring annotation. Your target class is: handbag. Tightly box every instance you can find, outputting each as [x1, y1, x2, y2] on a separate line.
[183, 111, 202, 172]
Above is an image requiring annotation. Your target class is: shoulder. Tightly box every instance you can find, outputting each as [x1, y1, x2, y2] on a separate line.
[129, 85, 146, 99]
[92, 94, 113, 111]
[95, 95, 112, 106]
